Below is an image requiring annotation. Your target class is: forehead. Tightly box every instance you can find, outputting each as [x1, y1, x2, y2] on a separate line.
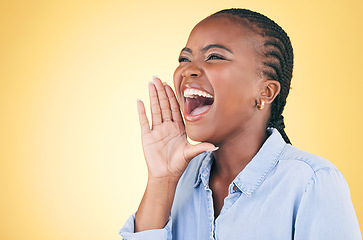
[186, 16, 259, 50]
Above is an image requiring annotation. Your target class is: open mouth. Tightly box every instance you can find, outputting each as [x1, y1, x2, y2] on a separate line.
[183, 88, 214, 119]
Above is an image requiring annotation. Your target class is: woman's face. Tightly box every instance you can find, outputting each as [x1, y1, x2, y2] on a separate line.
[173, 16, 265, 145]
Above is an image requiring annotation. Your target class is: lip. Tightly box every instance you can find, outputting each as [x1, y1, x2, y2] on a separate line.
[181, 84, 214, 122]
[184, 105, 212, 122]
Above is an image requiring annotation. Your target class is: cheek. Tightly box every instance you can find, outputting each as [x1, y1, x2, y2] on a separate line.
[173, 66, 183, 102]
[205, 64, 228, 81]
[173, 66, 182, 88]
[211, 65, 258, 111]
[208, 64, 251, 93]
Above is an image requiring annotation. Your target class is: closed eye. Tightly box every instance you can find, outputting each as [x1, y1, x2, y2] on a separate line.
[178, 57, 190, 63]
[206, 54, 225, 61]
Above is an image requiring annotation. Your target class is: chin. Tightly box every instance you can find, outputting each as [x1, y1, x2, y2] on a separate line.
[185, 124, 215, 144]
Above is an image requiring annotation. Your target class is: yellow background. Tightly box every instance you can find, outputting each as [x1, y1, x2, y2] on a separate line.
[1, 0, 362, 239]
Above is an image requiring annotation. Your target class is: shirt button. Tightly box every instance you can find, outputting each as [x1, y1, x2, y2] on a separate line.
[233, 185, 238, 191]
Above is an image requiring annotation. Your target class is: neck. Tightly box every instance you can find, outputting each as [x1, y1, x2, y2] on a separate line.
[211, 126, 267, 182]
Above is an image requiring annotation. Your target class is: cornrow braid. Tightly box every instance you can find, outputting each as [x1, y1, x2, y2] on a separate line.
[210, 9, 294, 144]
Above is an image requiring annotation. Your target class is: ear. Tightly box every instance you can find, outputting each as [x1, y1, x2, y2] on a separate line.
[260, 80, 280, 104]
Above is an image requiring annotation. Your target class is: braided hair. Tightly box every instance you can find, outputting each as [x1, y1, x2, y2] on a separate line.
[210, 9, 294, 144]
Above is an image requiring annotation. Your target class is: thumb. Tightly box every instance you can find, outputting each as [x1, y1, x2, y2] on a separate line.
[184, 142, 218, 162]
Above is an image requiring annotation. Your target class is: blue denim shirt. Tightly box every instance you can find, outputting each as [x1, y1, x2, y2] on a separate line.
[120, 128, 361, 239]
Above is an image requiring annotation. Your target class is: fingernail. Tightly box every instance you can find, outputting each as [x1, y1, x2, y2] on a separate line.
[152, 75, 159, 80]
[211, 147, 219, 152]
[163, 82, 168, 86]
[148, 81, 154, 86]
[137, 98, 141, 102]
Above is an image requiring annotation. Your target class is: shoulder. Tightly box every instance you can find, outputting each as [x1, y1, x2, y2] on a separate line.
[262, 128, 341, 185]
[270, 143, 347, 195]
[279, 144, 339, 175]
[286, 148, 361, 238]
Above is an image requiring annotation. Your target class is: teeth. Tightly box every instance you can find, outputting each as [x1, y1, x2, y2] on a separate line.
[183, 88, 213, 99]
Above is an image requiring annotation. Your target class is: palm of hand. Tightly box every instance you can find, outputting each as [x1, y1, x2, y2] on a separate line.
[142, 120, 188, 179]
[137, 77, 216, 180]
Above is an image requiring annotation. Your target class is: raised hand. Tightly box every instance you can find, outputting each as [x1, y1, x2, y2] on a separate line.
[137, 77, 216, 180]
[134, 76, 216, 232]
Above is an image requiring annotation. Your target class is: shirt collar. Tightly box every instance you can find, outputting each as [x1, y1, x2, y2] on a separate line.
[194, 128, 287, 196]
[193, 151, 214, 189]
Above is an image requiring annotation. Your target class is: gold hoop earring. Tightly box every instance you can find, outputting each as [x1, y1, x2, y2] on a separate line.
[257, 99, 265, 111]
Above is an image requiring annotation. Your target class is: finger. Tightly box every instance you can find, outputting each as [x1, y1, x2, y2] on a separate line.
[164, 84, 183, 123]
[184, 143, 218, 163]
[153, 77, 172, 122]
[137, 99, 151, 134]
[148, 82, 162, 126]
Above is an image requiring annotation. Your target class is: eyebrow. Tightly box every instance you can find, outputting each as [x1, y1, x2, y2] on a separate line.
[181, 44, 234, 54]
[181, 47, 192, 53]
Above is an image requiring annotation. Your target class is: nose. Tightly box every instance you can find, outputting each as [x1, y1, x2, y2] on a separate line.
[181, 63, 203, 78]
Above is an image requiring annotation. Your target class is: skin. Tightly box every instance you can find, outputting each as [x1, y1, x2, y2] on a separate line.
[134, 16, 281, 231]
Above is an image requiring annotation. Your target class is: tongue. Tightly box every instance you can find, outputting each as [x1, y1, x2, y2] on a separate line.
[190, 105, 211, 115]
[185, 97, 213, 116]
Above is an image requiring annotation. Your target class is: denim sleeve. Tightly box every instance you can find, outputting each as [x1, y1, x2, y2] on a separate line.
[294, 168, 361, 240]
[119, 213, 172, 240]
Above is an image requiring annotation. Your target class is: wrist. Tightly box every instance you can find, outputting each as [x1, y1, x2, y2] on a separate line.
[147, 175, 180, 187]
